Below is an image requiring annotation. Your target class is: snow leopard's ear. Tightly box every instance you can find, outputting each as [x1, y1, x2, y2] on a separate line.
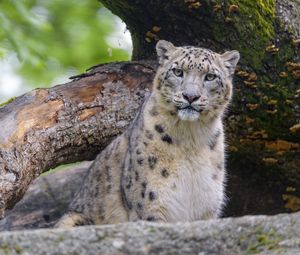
[220, 50, 240, 76]
[156, 40, 176, 64]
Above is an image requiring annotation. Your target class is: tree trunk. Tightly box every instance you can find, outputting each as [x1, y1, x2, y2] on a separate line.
[100, 0, 300, 216]
[0, 0, 299, 219]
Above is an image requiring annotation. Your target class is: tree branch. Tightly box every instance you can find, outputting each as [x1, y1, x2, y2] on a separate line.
[0, 61, 156, 218]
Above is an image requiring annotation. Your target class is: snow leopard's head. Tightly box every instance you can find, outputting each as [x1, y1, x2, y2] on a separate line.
[154, 40, 240, 122]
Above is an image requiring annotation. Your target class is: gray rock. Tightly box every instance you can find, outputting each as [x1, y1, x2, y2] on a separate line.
[0, 162, 91, 231]
[0, 212, 299, 255]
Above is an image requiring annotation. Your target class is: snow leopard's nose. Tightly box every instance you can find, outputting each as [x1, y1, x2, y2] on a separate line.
[182, 92, 200, 104]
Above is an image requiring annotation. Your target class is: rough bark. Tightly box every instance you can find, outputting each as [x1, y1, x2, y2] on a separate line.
[0, 0, 300, 219]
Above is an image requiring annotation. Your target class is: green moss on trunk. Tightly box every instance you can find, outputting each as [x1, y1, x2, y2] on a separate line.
[0, 97, 16, 108]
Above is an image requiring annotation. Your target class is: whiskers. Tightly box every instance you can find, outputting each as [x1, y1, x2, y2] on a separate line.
[173, 99, 189, 109]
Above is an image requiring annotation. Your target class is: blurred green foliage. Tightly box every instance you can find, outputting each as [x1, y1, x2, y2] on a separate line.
[0, 0, 131, 87]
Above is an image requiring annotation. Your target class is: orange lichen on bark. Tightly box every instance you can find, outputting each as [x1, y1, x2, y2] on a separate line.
[279, 72, 288, 78]
[262, 157, 278, 165]
[265, 83, 275, 88]
[246, 103, 259, 110]
[286, 186, 296, 192]
[292, 70, 300, 79]
[245, 116, 254, 124]
[292, 38, 300, 46]
[213, 4, 221, 12]
[247, 72, 257, 81]
[225, 17, 233, 23]
[265, 139, 300, 151]
[250, 130, 268, 139]
[289, 123, 300, 133]
[286, 61, 300, 71]
[266, 109, 277, 114]
[282, 194, 300, 212]
[229, 4, 239, 13]
[265, 44, 279, 54]
[152, 26, 161, 33]
[185, 0, 201, 9]
[244, 81, 257, 88]
[267, 99, 278, 105]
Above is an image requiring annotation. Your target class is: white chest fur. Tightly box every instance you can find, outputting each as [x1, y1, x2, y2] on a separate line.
[162, 152, 225, 222]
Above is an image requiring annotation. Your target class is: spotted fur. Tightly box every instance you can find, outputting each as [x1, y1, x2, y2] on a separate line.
[55, 40, 239, 228]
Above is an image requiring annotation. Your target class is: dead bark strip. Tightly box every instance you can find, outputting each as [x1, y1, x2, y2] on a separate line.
[0, 61, 156, 218]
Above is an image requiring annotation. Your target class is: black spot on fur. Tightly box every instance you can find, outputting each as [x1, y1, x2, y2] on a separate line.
[136, 149, 141, 155]
[125, 175, 132, 189]
[135, 171, 139, 181]
[141, 182, 147, 198]
[128, 158, 133, 171]
[43, 214, 50, 222]
[121, 186, 133, 210]
[115, 139, 121, 149]
[145, 130, 154, 140]
[74, 217, 92, 226]
[93, 185, 100, 197]
[137, 202, 143, 210]
[161, 134, 173, 144]
[146, 216, 155, 221]
[161, 168, 169, 178]
[149, 191, 157, 201]
[148, 156, 158, 169]
[106, 184, 112, 193]
[105, 166, 112, 182]
[154, 124, 164, 133]
[209, 130, 221, 150]
[96, 171, 103, 183]
[137, 157, 144, 165]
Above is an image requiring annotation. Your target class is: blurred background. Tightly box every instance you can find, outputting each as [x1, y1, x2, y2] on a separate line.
[0, 0, 132, 104]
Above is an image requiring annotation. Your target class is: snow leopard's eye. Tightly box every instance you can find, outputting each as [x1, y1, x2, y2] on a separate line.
[172, 68, 183, 77]
[205, 73, 217, 81]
